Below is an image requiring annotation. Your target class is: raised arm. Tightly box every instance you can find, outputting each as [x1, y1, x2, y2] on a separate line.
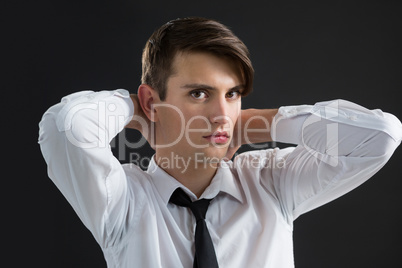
[234, 99, 402, 221]
[38, 89, 135, 248]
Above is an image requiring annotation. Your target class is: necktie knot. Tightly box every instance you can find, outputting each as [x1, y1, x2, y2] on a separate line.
[169, 188, 212, 218]
[189, 199, 211, 222]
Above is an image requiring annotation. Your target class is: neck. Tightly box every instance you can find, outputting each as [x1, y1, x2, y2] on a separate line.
[155, 151, 219, 198]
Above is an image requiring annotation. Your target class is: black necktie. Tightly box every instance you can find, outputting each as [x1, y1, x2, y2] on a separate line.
[169, 188, 219, 268]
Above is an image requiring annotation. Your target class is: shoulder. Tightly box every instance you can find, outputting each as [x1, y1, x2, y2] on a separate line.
[121, 163, 154, 190]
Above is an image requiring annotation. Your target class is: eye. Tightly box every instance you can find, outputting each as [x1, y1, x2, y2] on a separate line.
[226, 90, 241, 100]
[190, 90, 208, 100]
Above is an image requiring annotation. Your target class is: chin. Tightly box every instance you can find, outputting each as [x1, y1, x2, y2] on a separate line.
[195, 147, 228, 162]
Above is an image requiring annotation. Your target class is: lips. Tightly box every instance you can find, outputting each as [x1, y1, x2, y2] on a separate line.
[203, 131, 230, 144]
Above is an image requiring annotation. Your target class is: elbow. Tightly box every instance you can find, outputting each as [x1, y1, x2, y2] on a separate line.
[369, 112, 402, 158]
[375, 131, 401, 159]
[350, 130, 401, 160]
[339, 110, 402, 159]
[376, 133, 401, 159]
[38, 109, 60, 164]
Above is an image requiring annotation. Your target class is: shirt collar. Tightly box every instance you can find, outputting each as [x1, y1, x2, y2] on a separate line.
[146, 156, 244, 205]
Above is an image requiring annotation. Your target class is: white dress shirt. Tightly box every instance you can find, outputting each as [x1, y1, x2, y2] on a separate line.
[38, 89, 402, 268]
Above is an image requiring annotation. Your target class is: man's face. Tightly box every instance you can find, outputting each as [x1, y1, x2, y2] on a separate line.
[153, 51, 243, 163]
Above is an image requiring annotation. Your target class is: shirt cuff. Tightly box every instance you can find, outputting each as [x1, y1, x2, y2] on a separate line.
[271, 104, 313, 145]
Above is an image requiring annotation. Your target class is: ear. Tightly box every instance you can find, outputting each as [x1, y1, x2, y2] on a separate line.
[137, 84, 160, 122]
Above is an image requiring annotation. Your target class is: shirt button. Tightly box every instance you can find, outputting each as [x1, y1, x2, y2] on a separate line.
[349, 115, 357, 121]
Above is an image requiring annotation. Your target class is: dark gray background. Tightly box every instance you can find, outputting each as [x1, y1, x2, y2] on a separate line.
[5, 0, 401, 267]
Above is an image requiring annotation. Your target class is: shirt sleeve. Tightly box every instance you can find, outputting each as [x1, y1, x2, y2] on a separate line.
[264, 99, 402, 221]
[38, 89, 135, 248]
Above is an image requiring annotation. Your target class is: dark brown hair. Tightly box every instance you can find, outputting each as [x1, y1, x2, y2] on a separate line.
[141, 17, 254, 100]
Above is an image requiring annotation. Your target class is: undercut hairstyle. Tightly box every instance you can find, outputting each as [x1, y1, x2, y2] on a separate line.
[141, 17, 254, 100]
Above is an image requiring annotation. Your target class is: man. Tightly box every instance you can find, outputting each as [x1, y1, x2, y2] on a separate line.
[39, 17, 402, 267]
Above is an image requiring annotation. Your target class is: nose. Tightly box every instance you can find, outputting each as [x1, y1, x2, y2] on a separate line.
[209, 96, 230, 125]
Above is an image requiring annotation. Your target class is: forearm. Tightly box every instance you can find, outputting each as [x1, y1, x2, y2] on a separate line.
[238, 108, 279, 145]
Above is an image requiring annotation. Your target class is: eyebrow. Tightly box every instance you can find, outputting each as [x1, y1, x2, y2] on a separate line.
[180, 83, 245, 92]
